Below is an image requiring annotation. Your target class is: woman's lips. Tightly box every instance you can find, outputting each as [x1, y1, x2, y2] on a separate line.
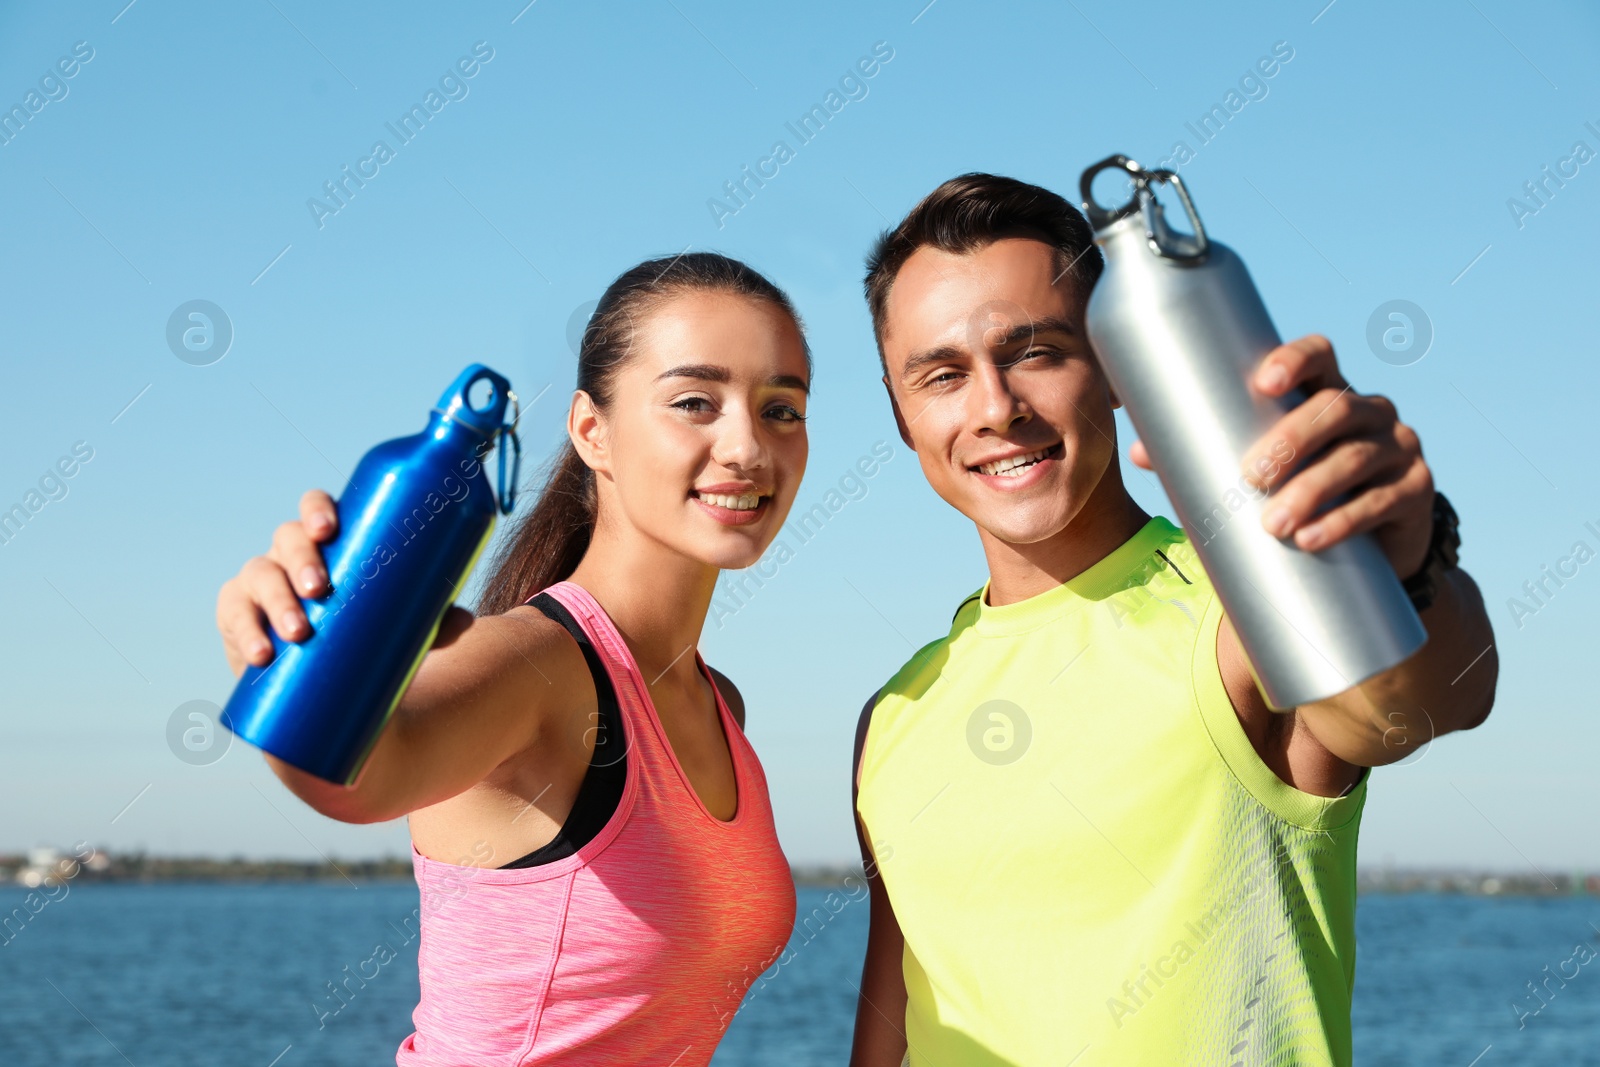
[690, 492, 770, 526]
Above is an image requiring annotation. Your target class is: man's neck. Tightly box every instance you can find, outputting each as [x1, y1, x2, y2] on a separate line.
[979, 476, 1151, 608]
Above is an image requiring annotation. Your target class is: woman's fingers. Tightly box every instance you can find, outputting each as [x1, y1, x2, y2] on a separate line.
[216, 556, 309, 675]
[216, 573, 272, 676]
[216, 491, 336, 678]
[271, 519, 329, 597]
[299, 489, 338, 542]
[245, 554, 314, 644]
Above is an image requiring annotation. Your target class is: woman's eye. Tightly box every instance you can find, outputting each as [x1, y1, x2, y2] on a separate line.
[672, 397, 713, 414]
[766, 404, 806, 423]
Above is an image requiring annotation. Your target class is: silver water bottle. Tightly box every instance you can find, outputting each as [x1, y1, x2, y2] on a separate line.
[1079, 154, 1426, 709]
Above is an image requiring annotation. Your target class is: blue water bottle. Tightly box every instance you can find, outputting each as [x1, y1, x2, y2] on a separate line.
[221, 364, 521, 784]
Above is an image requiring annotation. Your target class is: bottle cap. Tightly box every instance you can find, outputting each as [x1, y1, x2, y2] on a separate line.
[434, 364, 513, 439]
[1079, 153, 1209, 261]
[434, 363, 521, 514]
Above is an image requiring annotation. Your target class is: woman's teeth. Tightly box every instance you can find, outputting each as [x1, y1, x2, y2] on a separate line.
[698, 492, 761, 511]
[978, 448, 1052, 477]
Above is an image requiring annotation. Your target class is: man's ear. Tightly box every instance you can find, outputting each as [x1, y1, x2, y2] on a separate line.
[883, 376, 917, 453]
[568, 391, 609, 473]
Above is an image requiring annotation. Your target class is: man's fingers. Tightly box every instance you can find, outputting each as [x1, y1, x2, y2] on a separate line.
[1258, 435, 1404, 543]
[299, 489, 338, 542]
[270, 520, 329, 597]
[1285, 458, 1432, 559]
[1253, 334, 1344, 398]
[1242, 389, 1394, 492]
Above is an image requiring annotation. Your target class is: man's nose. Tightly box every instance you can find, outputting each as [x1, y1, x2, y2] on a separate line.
[969, 357, 1029, 435]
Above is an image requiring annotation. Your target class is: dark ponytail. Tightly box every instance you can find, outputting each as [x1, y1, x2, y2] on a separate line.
[475, 252, 807, 616]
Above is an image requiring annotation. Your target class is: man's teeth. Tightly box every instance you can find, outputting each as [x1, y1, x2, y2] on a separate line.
[699, 492, 761, 511]
[978, 448, 1052, 477]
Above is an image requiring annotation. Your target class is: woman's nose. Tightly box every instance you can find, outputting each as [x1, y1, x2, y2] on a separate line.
[711, 411, 766, 472]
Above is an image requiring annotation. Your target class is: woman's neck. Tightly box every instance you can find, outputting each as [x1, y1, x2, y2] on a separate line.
[564, 520, 719, 688]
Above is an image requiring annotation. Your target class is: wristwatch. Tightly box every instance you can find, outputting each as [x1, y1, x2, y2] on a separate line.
[1400, 491, 1460, 612]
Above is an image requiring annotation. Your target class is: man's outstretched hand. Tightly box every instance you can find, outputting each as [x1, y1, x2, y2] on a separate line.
[1127, 334, 1496, 769]
[1127, 334, 1434, 580]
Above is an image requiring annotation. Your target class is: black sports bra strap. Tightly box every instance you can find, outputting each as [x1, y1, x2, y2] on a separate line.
[526, 592, 626, 768]
[528, 592, 615, 700]
[497, 592, 628, 870]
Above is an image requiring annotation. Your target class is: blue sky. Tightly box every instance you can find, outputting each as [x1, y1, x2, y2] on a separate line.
[0, 0, 1595, 869]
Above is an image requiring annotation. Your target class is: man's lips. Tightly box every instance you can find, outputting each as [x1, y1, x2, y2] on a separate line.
[968, 442, 1064, 478]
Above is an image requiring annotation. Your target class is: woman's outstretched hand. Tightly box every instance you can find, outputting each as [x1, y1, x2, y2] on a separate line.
[215, 489, 339, 678]
[215, 489, 475, 680]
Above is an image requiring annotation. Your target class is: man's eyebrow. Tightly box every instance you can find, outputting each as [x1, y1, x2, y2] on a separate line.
[995, 316, 1079, 345]
[900, 316, 1080, 382]
[900, 346, 964, 382]
[655, 364, 810, 394]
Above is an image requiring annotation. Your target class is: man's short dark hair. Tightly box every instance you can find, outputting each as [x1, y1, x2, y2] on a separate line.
[862, 172, 1103, 367]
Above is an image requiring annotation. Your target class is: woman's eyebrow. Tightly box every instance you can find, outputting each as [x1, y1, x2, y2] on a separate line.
[656, 365, 809, 394]
[656, 363, 730, 384]
[768, 374, 809, 394]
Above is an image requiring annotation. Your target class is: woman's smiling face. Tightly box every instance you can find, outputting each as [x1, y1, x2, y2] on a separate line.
[575, 288, 811, 571]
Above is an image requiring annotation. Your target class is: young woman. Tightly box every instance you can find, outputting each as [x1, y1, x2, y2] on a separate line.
[215, 253, 811, 1063]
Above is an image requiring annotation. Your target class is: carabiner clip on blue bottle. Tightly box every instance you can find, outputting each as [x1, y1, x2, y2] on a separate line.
[497, 390, 522, 515]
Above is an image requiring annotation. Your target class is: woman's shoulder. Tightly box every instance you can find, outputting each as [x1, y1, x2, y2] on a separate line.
[413, 603, 593, 724]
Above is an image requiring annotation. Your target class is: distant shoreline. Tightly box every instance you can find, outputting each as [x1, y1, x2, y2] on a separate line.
[5, 852, 1597, 896]
[0, 851, 865, 889]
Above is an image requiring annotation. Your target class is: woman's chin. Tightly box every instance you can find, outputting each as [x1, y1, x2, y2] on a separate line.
[707, 544, 767, 572]
[676, 531, 773, 574]
[671, 500, 795, 572]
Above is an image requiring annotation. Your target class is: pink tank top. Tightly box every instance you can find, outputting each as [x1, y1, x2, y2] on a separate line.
[396, 581, 797, 1065]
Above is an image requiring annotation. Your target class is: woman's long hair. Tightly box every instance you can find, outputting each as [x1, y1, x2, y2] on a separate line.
[474, 252, 808, 616]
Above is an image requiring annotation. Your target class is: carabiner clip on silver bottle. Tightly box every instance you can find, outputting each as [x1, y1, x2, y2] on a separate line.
[1079, 154, 1208, 262]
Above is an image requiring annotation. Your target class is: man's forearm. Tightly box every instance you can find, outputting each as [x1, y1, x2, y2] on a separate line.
[1298, 566, 1497, 766]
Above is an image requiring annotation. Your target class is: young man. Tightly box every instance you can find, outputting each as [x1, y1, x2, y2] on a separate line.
[847, 174, 1496, 1066]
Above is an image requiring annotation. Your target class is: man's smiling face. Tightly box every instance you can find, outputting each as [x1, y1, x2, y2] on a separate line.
[879, 236, 1121, 546]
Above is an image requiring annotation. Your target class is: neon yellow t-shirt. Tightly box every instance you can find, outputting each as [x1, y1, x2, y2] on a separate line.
[856, 516, 1363, 1065]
